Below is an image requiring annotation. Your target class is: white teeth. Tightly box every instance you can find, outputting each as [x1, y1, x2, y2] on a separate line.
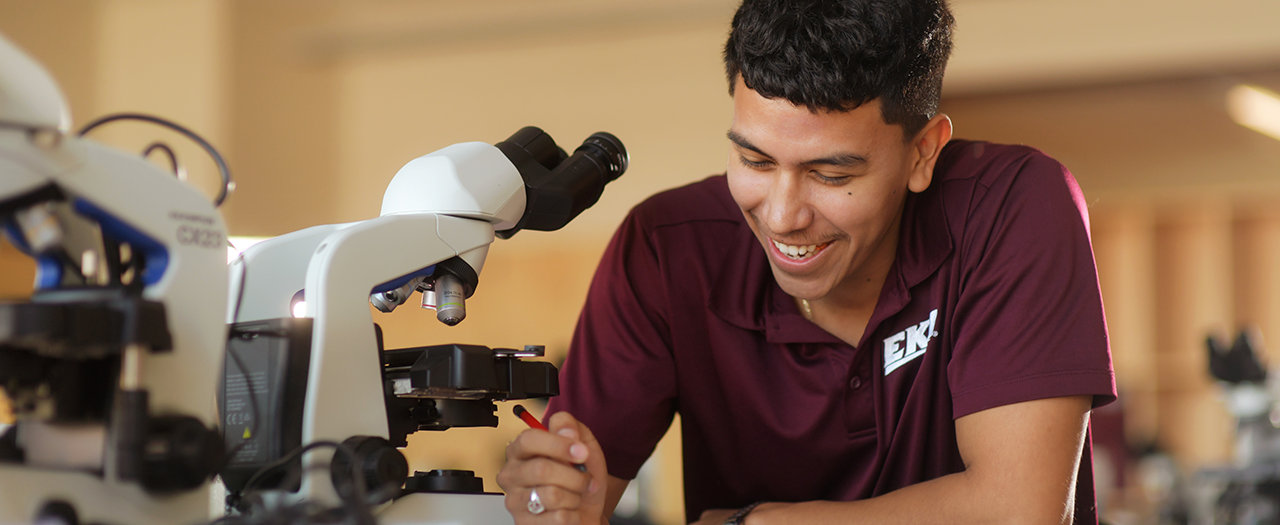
[772, 239, 821, 259]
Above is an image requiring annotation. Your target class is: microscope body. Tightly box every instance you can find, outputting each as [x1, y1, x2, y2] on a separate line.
[225, 129, 625, 523]
[226, 144, 511, 505]
[0, 32, 227, 525]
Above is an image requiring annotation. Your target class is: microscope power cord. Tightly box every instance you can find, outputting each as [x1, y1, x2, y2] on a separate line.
[76, 112, 234, 208]
[221, 440, 385, 525]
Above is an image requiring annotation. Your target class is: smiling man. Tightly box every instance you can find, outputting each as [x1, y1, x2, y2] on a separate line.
[497, 1, 1116, 524]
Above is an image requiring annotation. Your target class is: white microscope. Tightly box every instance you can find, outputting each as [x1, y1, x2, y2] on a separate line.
[0, 32, 229, 525]
[221, 126, 626, 525]
[0, 23, 626, 525]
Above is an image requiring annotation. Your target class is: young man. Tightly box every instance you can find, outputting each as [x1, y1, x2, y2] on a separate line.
[498, 1, 1116, 524]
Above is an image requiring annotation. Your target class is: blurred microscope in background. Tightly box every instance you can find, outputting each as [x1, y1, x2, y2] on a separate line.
[1169, 328, 1280, 525]
[1101, 327, 1280, 525]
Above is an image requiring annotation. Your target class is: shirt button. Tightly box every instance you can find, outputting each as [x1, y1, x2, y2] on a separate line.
[849, 376, 863, 390]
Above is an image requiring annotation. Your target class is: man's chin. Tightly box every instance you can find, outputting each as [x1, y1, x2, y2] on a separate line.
[769, 265, 828, 302]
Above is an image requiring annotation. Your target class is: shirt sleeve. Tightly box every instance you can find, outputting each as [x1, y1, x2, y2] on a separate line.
[546, 205, 679, 480]
[947, 151, 1117, 419]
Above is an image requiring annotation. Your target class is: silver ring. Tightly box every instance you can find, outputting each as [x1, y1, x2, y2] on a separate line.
[528, 488, 546, 515]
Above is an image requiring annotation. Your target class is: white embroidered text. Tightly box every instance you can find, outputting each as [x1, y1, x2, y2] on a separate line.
[884, 309, 938, 376]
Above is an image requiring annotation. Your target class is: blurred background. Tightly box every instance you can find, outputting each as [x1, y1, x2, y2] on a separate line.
[3, 0, 1280, 523]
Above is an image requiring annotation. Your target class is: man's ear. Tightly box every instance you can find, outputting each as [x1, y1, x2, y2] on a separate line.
[907, 114, 953, 194]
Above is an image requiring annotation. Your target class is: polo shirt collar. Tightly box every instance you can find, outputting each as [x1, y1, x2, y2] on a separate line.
[873, 185, 954, 325]
[707, 188, 952, 345]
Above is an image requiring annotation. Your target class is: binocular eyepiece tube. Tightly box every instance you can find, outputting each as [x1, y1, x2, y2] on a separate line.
[495, 127, 629, 238]
[371, 128, 628, 327]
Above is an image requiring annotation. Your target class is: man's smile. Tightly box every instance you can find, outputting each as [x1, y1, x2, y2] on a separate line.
[770, 238, 832, 260]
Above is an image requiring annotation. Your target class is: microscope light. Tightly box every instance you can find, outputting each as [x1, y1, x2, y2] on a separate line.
[289, 289, 308, 319]
[1227, 84, 1280, 142]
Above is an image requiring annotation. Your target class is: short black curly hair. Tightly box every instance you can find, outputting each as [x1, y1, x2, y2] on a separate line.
[724, 0, 954, 138]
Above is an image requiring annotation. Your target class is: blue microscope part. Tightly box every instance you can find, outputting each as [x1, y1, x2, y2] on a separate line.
[73, 198, 170, 286]
[34, 256, 62, 289]
[371, 265, 436, 295]
[4, 216, 64, 289]
[2, 218, 31, 254]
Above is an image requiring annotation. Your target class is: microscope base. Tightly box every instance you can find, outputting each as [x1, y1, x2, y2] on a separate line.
[379, 492, 514, 525]
[0, 466, 209, 525]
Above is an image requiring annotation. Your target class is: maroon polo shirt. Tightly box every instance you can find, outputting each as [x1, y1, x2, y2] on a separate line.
[548, 140, 1117, 523]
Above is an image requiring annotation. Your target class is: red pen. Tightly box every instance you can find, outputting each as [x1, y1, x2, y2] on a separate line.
[513, 404, 588, 472]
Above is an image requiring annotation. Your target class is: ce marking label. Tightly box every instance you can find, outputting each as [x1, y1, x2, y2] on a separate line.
[226, 412, 254, 426]
[177, 224, 224, 249]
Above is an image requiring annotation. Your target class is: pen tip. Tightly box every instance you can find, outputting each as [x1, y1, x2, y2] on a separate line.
[513, 404, 527, 417]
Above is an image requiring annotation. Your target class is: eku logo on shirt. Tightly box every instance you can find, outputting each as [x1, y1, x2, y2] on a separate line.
[883, 309, 938, 376]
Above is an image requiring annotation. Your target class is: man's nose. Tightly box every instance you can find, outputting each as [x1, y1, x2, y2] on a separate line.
[761, 172, 812, 235]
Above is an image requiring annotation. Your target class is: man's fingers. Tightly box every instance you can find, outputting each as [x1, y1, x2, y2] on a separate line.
[532, 485, 584, 512]
[507, 427, 588, 466]
[546, 412, 584, 440]
[543, 510, 581, 525]
[505, 457, 592, 494]
[502, 487, 584, 525]
[546, 412, 595, 465]
[499, 411, 606, 525]
[572, 420, 603, 466]
[547, 413, 605, 479]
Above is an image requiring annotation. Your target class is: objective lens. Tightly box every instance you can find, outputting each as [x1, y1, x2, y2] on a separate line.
[434, 274, 466, 326]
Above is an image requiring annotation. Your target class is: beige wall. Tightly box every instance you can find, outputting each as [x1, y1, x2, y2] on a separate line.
[6, 1, 1280, 523]
[218, 0, 737, 238]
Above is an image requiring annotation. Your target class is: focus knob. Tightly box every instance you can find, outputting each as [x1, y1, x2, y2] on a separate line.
[139, 415, 224, 493]
[330, 436, 409, 503]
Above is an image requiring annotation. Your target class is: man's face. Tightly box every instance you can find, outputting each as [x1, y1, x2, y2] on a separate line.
[726, 80, 928, 304]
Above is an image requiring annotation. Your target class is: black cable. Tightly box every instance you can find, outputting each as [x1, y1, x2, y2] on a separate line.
[221, 252, 263, 494]
[76, 113, 233, 207]
[238, 440, 377, 525]
[141, 141, 181, 178]
[236, 441, 348, 496]
[230, 252, 248, 325]
[221, 252, 261, 512]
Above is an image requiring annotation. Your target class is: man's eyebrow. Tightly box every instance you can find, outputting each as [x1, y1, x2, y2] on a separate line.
[727, 130, 768, 157]
[805, 151, 868, 168]
[726, 130, 868, 167]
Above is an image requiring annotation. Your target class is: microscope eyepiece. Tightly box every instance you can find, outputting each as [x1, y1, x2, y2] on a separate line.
[494, 127, 630, 238]
[576, 132, 628, 183]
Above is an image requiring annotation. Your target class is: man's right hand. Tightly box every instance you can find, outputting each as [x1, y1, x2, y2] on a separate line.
[498, 411, 609, 524]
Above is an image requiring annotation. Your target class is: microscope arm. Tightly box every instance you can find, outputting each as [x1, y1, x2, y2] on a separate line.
[229, 223, 350, 323]
[234, 212, 495, 505]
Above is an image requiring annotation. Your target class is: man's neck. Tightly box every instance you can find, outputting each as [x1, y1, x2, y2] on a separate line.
[800, 221, 901, 347]
[799, 272, 889, 347]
